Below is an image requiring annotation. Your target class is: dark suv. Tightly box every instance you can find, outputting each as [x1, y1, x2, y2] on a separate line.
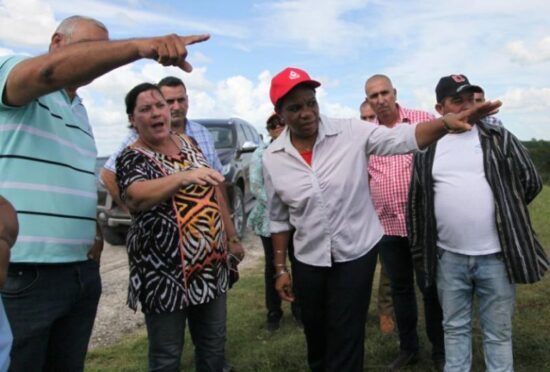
[96, 118, 260, 245]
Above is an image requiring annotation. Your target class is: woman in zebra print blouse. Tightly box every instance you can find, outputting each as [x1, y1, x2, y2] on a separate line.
[115, 82, 243, 372]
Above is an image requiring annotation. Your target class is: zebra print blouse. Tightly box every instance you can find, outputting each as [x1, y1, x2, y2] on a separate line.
[116, 134, 229, 314]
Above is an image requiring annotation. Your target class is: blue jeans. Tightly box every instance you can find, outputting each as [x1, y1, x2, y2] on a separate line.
[145, 293, 226, 372]
[436, 250, 515, 372]
[1, 260, 102, 372]
[377, 236, 444, 360]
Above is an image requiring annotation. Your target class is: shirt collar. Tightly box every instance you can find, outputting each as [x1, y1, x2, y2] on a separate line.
[476, 120, 501, 137]
[373, 103, 411, 126]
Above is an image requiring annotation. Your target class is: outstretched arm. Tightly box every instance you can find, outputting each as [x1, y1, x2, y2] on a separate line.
[4, 34, 210, 106]
[414, 100, 502, 149]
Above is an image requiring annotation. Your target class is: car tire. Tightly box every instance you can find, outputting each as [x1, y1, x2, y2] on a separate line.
[102, 227, 127, 246]
[231, 186, 245, 238]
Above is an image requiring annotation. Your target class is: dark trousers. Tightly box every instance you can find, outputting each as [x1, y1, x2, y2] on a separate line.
[260, 235, 300, 321]
[293, 249, 378, 372]
[1, 260, 102, 372]
[377, 235, 445, 360]
[145, 293, 226, 372]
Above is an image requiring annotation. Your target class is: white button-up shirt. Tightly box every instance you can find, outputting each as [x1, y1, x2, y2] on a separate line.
[263, 115, 419, 267]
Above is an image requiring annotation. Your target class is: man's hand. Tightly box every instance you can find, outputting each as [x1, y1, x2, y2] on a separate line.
[0, 196, 18, 288]
[444, 100, 503, 133]
[136, 34, 210, 72]
[87, 236, 104, 264]
[275, 273, 295, 302]
[0, 241, 10, 288]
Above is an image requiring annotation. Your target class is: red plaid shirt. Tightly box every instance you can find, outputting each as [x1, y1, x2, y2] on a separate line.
[368, 105, 435, 236]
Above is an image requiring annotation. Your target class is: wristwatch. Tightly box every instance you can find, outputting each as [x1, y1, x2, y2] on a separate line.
[228, 236, 241, 244]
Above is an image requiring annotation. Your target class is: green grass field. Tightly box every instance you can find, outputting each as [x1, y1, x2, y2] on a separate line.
[86, 187, 550, 371]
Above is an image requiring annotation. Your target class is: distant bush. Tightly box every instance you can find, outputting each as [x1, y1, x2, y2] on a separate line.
[523, 140, 550, 185]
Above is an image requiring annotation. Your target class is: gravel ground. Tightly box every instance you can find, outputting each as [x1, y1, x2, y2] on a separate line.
[89, 228, 264, 349]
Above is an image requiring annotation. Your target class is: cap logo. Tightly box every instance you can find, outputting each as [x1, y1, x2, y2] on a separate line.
[451, 74, 466, 83]
[289, 70, 301, 80]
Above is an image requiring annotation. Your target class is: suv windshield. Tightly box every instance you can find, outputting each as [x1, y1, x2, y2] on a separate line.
[208, 126, 235, 149]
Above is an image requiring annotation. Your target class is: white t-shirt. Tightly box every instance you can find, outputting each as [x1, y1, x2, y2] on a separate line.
[432, 126, 501, 255]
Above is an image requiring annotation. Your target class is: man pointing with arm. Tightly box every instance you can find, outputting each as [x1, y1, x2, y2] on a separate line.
[0, 15, 208, 371]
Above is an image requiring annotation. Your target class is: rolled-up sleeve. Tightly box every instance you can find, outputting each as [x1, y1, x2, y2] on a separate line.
[263, 157, 292, 233]
[0, 56, 27, 109]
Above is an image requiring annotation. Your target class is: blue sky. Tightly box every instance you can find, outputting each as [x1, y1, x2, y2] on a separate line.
[1, 0, 549, 155]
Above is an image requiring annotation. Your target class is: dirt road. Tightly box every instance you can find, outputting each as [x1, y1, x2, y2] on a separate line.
[89, 228, 263, 349]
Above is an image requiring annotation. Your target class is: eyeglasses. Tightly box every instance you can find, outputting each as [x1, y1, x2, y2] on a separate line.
[266, 121, 285, 130]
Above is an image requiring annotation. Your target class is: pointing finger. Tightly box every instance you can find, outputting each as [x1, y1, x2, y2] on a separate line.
[180, 34, 211, 46]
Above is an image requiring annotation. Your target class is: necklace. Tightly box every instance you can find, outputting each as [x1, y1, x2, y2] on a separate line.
[136, 134, 181, 157]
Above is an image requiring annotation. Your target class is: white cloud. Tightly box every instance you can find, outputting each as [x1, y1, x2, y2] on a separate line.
[0, 0, 57, 47]
[45, 0, 248, 38]
[411, 88, 438, 116]
[85, 65, 274, 155]
[497, 87, 550, 112]
[86, 65, 367, 155]
[322, 101, 357, 119]
[3, 0, 549, 145]
[260, 0, 369, 55]
[81, 61, 215, 155]
[506, 36, 550, 64]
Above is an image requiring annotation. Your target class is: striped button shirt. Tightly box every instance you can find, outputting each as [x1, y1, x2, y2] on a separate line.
[0, 56, 97, 263]
[368, 105, 435, 237]
[408, 121, 548, 284]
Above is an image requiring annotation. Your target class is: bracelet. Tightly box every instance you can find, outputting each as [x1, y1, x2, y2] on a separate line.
[441, 114, 452, 133]
[274, 263, 286, 267]
[228, 236, 240, 244]
[273, 268, 289, 279]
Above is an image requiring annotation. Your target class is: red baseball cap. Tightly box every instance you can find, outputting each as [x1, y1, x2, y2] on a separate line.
[270, 67, 321, 106]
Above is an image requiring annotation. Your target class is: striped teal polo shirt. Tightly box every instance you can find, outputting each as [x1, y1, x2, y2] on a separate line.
[0, 56, 98, 263]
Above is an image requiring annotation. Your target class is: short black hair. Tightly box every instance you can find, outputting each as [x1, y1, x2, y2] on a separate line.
[125, 83, 162, 115]
[157, 76, 186, 89]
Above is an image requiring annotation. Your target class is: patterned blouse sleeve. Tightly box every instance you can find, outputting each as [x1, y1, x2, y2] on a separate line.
[116, 148, 150, 202]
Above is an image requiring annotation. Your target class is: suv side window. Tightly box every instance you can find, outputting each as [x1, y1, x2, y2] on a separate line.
[236, 123, 248, 147]
[244, 124, 260, 144]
